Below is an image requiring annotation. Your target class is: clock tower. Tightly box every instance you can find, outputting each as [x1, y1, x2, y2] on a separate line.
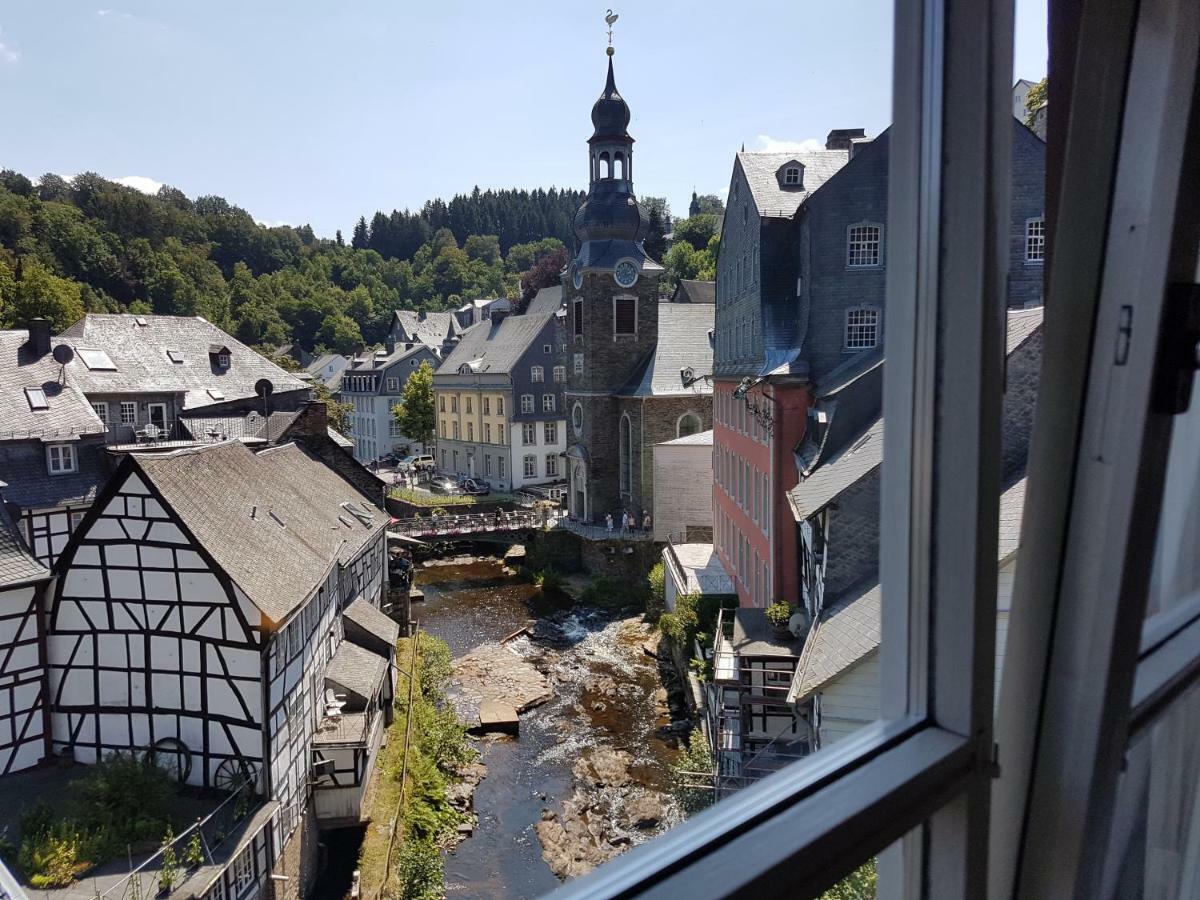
[564, 46, 664, 524]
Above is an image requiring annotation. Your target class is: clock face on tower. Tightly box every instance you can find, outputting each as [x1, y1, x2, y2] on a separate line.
[614, 259, 639, 288]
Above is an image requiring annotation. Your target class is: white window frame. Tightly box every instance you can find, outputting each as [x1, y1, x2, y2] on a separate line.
[1024, 215, 1045, 263]
[784, 165, 801, 185]
[542, 393, 555, 412]
[545, 453, 558, 477]
[523, 454, 537, 478]
[91, 401, 108, 427]
[46, 443, 77, 475]
[483, 396, 490, 415]
[544, 421, 557, 445]
[521, 394, 534, 414]
[554, 365, 566, 383]
[120, 401, 137, 426]
[844, 306, 881, 351]
[531, 365, 544, 383]
[217, 351, 231, 368]
[386, 377, 399, 391]
[522, 423, 536, 446]
[847, 222, 883, 267]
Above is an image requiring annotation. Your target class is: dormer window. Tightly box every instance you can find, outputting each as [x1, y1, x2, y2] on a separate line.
[458, 364, 472, 374]
[209, 344, 231, 368]
[218, 352, 230, 368]
[784, 166, 801, 185]
[777, 161, 805, 189]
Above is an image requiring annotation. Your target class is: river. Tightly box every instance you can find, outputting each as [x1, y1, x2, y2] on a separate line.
[412, 556, 684, 899]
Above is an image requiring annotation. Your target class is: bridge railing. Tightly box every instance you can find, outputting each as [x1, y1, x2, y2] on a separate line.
[388, 508, 558, 537]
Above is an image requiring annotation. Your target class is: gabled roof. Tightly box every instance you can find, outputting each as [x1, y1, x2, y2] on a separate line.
[325, 639, 388, 703]
[736, 149, 851, 218]
[0, 502, 48, 588]
[0, 331, 105, 441]
[343, 597, 400, 647]
[617, 303, 715, 397]
[672, 280, 716, 305]
[0, 441, 110, 510]
[527, 285, 565, 315]
[345, 343, 431, 380]
[57, 314, 307, 411]
[436, 312, 556, 377]
[130, 441, 385, 623]
[392, 310, 460, 347]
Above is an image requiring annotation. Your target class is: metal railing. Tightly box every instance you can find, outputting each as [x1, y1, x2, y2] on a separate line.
[555, 518, 656, 542]
[388, 507, 559, 538]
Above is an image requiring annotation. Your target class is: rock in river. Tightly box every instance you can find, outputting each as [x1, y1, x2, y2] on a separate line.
[620, 793, 669, 830]
[572, 747, 633, 788]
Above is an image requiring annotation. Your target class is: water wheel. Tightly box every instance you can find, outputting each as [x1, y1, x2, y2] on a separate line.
[149, 736, 193, 784]
[213, 756, 258, 794]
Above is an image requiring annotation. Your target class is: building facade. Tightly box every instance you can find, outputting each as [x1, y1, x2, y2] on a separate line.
[434, 311, 566, 491]
[341, 343, 439, 463]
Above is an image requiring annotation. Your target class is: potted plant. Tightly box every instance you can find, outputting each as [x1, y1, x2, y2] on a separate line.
[157, 826, 178, 896]
[184, 827, 204, 871]
[766, 602, 793, 637]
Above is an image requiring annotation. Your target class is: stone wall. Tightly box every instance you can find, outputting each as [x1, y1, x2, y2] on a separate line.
[273, 801, 321, 899]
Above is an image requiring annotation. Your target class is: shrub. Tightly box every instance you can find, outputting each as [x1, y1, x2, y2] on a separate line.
[581, 575, 649, 611]
[74, 751, 174, 854]
[158, 825, 179, 894]
[646, 561, 666, 618]
[671, 730, 715, 816]
[766, 602, 792, 628]
[184, 829, 204, 868]
[396, 839, 444, 900]
[819, 857, 877, 899]
[532, 569, 565, 591]
[16, 810, 98, 889]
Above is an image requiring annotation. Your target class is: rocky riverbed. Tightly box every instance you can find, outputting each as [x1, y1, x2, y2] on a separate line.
[414, 558, 689, 897]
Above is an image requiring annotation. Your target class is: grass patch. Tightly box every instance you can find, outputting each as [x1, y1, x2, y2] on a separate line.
[358, 632, 476, 900]
[388, 488, 521, 509]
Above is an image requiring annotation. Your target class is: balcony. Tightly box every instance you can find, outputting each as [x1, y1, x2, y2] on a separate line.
[311, 700, 386, 827]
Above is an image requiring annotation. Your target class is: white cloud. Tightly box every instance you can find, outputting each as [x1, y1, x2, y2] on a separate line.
[96, 8, 112, 15]
[0, 28, 20, 64]
[754, 134, 823, 154]
[114, 175, 163, 195]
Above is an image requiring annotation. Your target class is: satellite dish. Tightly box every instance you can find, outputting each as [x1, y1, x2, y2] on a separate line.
[254, 378, 274, 398]
[52, 344, 75, 365]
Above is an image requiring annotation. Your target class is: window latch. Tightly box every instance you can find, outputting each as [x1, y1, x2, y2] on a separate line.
[1151, 283, 1200, 415]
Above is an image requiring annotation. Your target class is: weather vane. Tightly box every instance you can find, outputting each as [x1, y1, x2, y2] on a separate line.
[605, 9, 618, 55]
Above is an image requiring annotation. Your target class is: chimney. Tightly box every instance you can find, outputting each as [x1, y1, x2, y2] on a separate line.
[385, 338, 396, 355]
[417, 307, 428, 322]
[289, 400, 329, 439]
[26, 318, 52, 357]
[825, 128, 867, 151]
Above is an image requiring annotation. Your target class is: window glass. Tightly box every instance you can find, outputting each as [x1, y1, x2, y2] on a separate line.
[847, 224, 882, 267]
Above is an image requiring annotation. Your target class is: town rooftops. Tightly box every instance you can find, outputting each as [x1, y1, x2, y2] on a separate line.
[0, 330, 105, 442]
[392, 309, 460, 347]
[325, 639, 388, 704]
[128, 440, 385, 623]
[526, 285, 565, 315]
[57, 314, 307, 410]
[658, 428, 713, 447]
[436, 311, 556, 377]
[671, 280, 716, 305]
[345, 343, 430, 379]
[736, 149, 853, 219]
[617, 303, 715, 397]
[0, 502, 48, 588]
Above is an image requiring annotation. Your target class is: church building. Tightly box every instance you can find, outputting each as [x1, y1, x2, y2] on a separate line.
[564, 48, 714, 525]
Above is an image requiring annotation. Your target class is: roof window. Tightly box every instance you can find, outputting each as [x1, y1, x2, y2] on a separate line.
[25, 387, 48, 410]
[167, 349, 186, 364]
[134, 316, 148, 326]
[207, 388, 225, 401]
[77, 348, 116, 371]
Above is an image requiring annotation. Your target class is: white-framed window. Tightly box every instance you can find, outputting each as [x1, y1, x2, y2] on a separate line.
[523, 454, 537, 478]
[483, 396, 490, 415]
[484, 423, 492, 443]
[484, 455, 492, 477]
[47, 443, 77, 475]
[386, 377, 398, 391]
[545, 453, 559, 477]
[522, 423, 536, 445]
[120, 401, 137, 426]
[613, 296, 637, 336]
[521, 394, 534, 414]
[452, 421, 460, 440]
[847, 223, 883, 267]
[440, 449, 446, 468]
[544, 421, 557, 444]
[531, 365, 544, 382]
[542, 393, 555, 412]
[451, 396, 458, 413]
[543, 343, 552, 354]
[467, 422, 474, 442]
[496, 397, 504, 415]
[1025, 216, 1045, 262]
[231, 845, 253, 895]
[784, 165, 801, 185]
[573, 353, 584, 375]
[439, 396, 446, 412]
[497, 424, 505, 444]
[553, 365, 566, 383]
[497, 456, 505, 479]
[91, 401, 108, 426]
[844, 306, 881, 350]
[217, 351, 231, 368]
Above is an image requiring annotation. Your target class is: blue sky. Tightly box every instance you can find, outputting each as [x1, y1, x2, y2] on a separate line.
[0, 1, 1047, 238]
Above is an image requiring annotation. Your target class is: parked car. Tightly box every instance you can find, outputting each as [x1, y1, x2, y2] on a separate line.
[429, 475, 460, 494]
[460, 478, 491, 496]
[398, 454, 436, 471]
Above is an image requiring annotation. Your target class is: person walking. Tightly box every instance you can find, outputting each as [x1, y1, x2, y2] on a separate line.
[606, 512, 614, 533]
[643, 510, 652, 533]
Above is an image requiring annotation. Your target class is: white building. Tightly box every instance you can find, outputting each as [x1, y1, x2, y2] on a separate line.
[652, 429, 715, 542]
[341, 343, 439, 463]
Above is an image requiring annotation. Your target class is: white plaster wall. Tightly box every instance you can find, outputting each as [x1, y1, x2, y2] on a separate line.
[652, 443, 714, 541]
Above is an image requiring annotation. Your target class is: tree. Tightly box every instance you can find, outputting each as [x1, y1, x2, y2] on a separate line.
[1024, 76, 1048, 126]
[335, 229, 344, 247]
[819, 858, 877, 899]
[642, 196, 669, 261]
[518, 246, 569, 309]
[315, 312, 362, 354]
[393, 360, 436, 450]
[312, 382, 353, 436]
[351, 216, 369, 249]
[5, 259, 85, 331]
[673, 213, 720, 252]
[694, 194, 725, 216]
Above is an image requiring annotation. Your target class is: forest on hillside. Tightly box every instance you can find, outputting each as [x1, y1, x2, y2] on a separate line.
[0, 169, 721, 355]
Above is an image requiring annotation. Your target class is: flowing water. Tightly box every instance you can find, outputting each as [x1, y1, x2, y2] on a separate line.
[413, 557, 683, 899]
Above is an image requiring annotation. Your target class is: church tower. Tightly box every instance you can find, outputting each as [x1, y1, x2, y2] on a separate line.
[564, 44, 663, 524]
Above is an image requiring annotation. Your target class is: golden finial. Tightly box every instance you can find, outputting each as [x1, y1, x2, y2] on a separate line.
[605, 9, 618, 54]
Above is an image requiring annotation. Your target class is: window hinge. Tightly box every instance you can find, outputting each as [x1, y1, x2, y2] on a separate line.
[1152, 282, 1200, 415]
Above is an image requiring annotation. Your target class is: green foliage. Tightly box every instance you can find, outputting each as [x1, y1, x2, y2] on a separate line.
[766, 602, 792, 627]
[532, 568, 565, 591]
[1024, 77, 1048, 126]
[662, 232, 719, 292]
[393, 360, 436, 449]
[18, 824, 94, 889]
[581, 575, 649, 612]
[157, 825, 179, 894]
[388, 487, 478, 508]
[312, 381, 353, 435]
[0, 170, 585, 350]
[819, 857, 877, 899]
[646, 561, 666, 618]
[414, 631, 454, 702]
[671, 730, 715, 816]
[395, 839, 444, 900]
[672, 213, 720, 252]
[693, 194, 726, 216]
[184, 828, 204, 868]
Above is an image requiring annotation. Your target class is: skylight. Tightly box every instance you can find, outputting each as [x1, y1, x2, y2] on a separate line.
[25, 387, 48, 410]
[207, 389, 225, 401]
[167, 349, 186, 364]
[77, 348, 117, 371]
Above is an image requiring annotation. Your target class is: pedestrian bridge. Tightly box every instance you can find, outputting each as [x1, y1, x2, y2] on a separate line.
[386, 510, 656, 542]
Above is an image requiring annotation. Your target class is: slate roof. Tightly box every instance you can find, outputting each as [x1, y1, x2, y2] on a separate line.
[0, 441, 111, 510]
[729, 608, 803, 659]
[0, 502, 48, 588]
[132, 441, 385, 623]
[343, 597, 400, 647]
[392, 310, 460, 348]
[57, 315, 308, 411]
[526, 285, 565, 315]
[179, 410, 301, 443]
[344, 343, 430, 382]
[0, 331, 105, 441]
[617, 303, 715, 397]
[658, 429, 713, 447]
[736, 150, 852, 218]
[790, 582, 882, 701]
[436, 312, 556, 376]
[327, 428, 354, 449]
[325, 639, 388, 702]
[673, 280, 716, 305]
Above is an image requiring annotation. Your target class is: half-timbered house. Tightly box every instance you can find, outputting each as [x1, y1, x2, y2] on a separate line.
[47, 439, 392, 896]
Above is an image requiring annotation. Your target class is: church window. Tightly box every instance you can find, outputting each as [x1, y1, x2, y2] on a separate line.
[619, 414, 632, 493]
[613, 297, 637, 336]
[847, 223, 883, 266]
[574, 299, 584, 337]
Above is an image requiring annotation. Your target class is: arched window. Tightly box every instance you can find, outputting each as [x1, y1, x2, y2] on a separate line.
[677, 412, 702, 438]
[599, 151, 611, 179]
[619, 414, 632, 493]
[614, 151, 625, 179]
[572, 402, 584, 436]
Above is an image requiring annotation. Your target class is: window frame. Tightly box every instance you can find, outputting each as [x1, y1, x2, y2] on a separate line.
[542, 393, 555, 412]
[91, 401, 108, 427]
[522, 422, 536, 446]
[1024, 215, 1045, 264]
[523, 454, 537, 478]
[531, 365, 544, 383]
[520, 394, 534, 414]
[120, 401, 137, 426]
[844, 305, 882, 351]
[612, 295, 637, 337]
[847, 222, 884, 268]
[46, 443, 78, 475]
